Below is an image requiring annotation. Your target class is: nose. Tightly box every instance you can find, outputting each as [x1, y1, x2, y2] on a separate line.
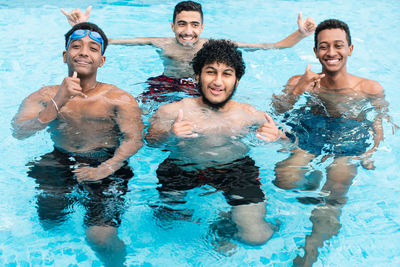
[212, 73, 223, 86]
[183, 24, 194, 35]
[327, 46, 337, 57]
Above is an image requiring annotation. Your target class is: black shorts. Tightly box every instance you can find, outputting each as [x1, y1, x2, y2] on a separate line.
[27, 148, 133, 228]
[156, 156, 265, 206]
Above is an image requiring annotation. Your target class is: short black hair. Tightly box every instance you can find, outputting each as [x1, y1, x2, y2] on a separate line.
[65, 22, 108, 55]
[173, 1, 203, 23]
[192, 39, 245, 79]
[314, 19, 351, 48]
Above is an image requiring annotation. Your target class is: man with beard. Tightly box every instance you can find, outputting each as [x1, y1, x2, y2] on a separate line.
[272, 19, 390, 266]
[12, 22, 144, 266]
[146, 39, 288, 245]
[62, 1, 316, 102]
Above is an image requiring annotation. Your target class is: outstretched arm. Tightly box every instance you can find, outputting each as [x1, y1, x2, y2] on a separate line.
[236, 12, 316, 50]
[74, 91, 144, 182]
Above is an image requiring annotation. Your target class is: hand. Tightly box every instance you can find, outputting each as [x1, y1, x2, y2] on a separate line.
[54, 71, 87, 107]
[171, 109, 198, 137]
[256, 113, 284, 142]
[297, 12, 316, 37]
[73, 163, 114, 182]
[60, 6, 92, 26]
[292, 64, 325, 95]
[356, 150, 376, 170]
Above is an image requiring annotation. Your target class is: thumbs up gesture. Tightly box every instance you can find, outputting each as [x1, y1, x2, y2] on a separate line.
[171, 109, 198, 138]
[292, 64, 325, 95]
[256, 113, 285, 142]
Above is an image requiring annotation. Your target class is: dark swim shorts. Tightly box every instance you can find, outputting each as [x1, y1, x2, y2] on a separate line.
[139, 75, 200, 103]
[27, 148, 133, 228]
[156, 156, 265, 206]
[285, 110, 373, 156]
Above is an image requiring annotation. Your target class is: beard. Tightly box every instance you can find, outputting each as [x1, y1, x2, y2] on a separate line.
[197, 80, 237, 110]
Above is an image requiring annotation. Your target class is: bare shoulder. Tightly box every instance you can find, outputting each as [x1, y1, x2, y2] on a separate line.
[155, 98, 188, 117]
[236, 102, 265, 119]
[359, 78, 384, 96]
[101, 83, 139, 105]
[152, 37, 177, 48]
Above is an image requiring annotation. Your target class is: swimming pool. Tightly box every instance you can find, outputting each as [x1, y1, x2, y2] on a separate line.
[1, 0, 400, 266]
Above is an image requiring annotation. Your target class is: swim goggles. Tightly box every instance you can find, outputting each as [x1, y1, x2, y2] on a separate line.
[66, 29, 104, 54]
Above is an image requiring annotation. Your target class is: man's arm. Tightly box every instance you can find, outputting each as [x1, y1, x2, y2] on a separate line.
[12, 86, 58, 139]
[74, 90, 145, 182]
[109, 37, 169, 47]
[272, 65, 325, 114]
[235, 12, 316, 50]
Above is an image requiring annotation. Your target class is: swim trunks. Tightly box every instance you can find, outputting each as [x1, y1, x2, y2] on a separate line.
[156, 156, 265, 206]
[27, 148, 133, 228]
[284, 110, 373, 156]
[139, 75, 200, 103]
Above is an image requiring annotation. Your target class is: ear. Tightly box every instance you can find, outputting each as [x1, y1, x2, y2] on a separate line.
[63, 51, 67, 63]
[171, 22, 175, 32]
[98, 56, 106, 67]
[348, 44, 354, 56]
[195, 74, 200, 83]
[313, 47, 318, 58]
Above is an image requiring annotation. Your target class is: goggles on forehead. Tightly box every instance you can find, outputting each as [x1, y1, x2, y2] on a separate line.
[66, 29, 104, 54]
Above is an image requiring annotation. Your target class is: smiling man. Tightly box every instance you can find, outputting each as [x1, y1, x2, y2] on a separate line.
[146, 39, 288, 245]
[12, 22, 144, 266]
[62, 1, 316, 102]
[271, 19, 388, 266]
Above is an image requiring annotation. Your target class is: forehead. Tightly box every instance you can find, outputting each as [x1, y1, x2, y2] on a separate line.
[202, 62, 235, 72]
[317, 28, 347, 44]
[175, 11, 202, 23]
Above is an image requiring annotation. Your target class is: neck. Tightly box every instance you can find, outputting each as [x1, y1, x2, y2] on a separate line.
[197, 97, 233, 112]
[321, 68, 351, 89]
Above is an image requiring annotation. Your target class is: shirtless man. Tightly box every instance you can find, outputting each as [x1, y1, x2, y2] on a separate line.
[146, 39, 287, 245]
[61, 1, 316, 101]
[272, 19, 388, 266]
[12, 22, 144, 266]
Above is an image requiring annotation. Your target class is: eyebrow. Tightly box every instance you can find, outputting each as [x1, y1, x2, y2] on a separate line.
[176, 20, 201, 24]
[319, 40, 346, 44]
[204, 66, 234, 72]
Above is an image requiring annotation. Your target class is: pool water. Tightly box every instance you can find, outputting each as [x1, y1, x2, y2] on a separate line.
[1, 0, 400, 266]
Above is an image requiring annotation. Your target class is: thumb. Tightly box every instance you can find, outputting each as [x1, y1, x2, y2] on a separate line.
[85, 6, 92, 16]
[297, 11, 303, 25]
[72, 71, 78, 78]
[305, 64, 311, 73]
[264, 112, 275, 125]
[175, 109, 184, 123]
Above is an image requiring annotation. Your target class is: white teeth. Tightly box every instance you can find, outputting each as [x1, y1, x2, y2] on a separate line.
[327, 59, 339, 63]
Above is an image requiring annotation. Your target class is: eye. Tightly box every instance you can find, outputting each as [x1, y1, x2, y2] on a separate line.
[335, 44, 344, 49]
[178, 22, 186, 26]
[192, 23, 200, 28]
[90, 46, 99, 52]
[319, 45, 327, 50]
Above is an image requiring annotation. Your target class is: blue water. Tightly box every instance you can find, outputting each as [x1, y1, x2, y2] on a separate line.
[1, 0, 400, 266]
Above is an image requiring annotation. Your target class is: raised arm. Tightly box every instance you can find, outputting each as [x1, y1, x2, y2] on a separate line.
[12, 72, 89, 139]
[74, 91, 144, 182]
[235, 12, 316, 50]
[12, 87, 57, 139]
[109, 37, 168, 47]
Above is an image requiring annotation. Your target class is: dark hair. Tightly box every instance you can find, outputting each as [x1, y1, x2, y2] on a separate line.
[65, 22, 108, 55]
[314, 19, 351, 48]
[173, 1, 203, 23]
[192, 39, 245, 79]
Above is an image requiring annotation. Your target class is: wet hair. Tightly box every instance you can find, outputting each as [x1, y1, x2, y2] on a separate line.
[192, 39, 245, 80]
[173, 1, 203, 23]
[65, 22, 108, 55]
[314, 19, 351, 48]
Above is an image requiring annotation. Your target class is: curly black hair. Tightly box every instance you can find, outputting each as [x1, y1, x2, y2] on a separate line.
[173, 1, 203, 23]
[65, 22, 108, 55]
[315, 19, 351, 48]
[192, 39, 245, 79]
